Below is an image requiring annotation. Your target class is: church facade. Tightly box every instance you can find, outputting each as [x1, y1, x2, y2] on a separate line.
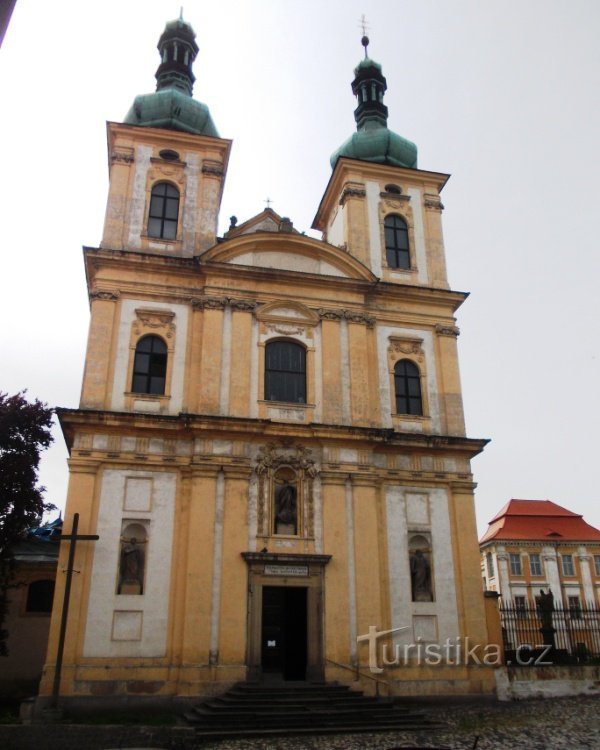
[41, 18, 496, 707]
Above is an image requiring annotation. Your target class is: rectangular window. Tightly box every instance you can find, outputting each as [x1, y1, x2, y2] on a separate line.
[568, 595, 582, 620]
[509, 553, 522, 576]
[529, 553, 543, 577]
[594, 555, 600, 577]
[486, 552, 495, 578]
[562, 554, 575, 576]
[514, 595, 527, 618]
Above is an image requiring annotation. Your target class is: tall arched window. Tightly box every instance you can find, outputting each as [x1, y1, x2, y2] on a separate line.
[147, 182, 179, 240]
[384, 214, 410, 269]
[265, 341, 306, 404]
[394, 359, 423, 415]
[131, 335, 167, 395]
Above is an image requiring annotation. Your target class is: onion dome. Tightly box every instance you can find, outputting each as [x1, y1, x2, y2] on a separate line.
[124, 15, 218, 137]
[330, 36, 416, 169]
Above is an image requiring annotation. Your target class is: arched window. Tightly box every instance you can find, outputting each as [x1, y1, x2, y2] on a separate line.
[265, 341, 306, 404]
[26, 579, 55, 613]
[394, 359, 423, 415]
[384, 214, 410, 269]
[131, 335, 167, 395]
[147, 182, 179, 240]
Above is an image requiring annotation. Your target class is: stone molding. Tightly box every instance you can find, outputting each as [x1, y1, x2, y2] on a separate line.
[318, 308, 376, 327]
[110, 149, 134, 164]
[201, 160, 224, 177]
[435, 324, 460, 338]
[90, 289, 120, 301]
[191, 296, 257, 311]
[424, 194, 444, 211]
[339, 181, 366, 206]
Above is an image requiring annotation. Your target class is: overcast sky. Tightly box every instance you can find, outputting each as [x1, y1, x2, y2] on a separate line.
[1, 0, 599, 536]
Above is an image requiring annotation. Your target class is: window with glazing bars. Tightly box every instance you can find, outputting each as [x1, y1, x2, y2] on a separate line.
[131, 335, 167, 395]
[265, 341, 306, 403]
[394, 359, 423, 415]
[529, 553, 543, 576]
[148, 182, 179, 240]
[384, 214, 410, 269]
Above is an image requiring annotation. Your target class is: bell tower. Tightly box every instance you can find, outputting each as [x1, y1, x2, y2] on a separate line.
[100, 16, 231, 257]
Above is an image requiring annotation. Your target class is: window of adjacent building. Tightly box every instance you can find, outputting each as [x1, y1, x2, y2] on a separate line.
[568, 595, 582, 619]
[486, 551, 495, 578]
[26, 579, 55, 613]
[147, 182, 179, 240]
[514, 595, 527, 618]
[131, 335, 167, 395]
[594, 555, 600, 576]
[529, 553, 543, 577]
[394, 359, 423, 415]
[509, 553, 522, 576]
[264, 340, 306, 404]
[384, 214, 410, 269]
[562, 554, 575, 576]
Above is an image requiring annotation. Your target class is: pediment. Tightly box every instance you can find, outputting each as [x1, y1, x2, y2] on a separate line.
[200, 233, 376, 282]
[256, 301, 319, 326]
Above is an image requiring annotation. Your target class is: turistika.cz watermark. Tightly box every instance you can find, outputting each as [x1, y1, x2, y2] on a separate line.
[357, 626, 552, 673]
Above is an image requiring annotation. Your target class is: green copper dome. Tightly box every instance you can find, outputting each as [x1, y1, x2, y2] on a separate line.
[124, 16, 219, 137]
[330, 46, 417, 169]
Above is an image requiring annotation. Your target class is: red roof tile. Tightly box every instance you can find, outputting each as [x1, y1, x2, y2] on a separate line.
[480, 499, 600, 544]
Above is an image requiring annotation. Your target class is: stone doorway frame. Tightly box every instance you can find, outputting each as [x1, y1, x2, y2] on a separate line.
[241, 552, 331, 682]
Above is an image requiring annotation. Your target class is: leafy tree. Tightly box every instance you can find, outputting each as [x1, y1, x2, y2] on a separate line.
[0, 392, 54, 655]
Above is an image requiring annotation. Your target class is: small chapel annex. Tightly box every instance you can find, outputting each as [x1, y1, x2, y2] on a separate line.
[40, 17, 496, 709]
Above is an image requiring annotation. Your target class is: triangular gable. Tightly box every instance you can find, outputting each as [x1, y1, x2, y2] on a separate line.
[223, 208, 298, 239]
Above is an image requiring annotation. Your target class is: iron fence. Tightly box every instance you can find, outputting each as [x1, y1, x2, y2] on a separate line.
[500, 600, 600, 665]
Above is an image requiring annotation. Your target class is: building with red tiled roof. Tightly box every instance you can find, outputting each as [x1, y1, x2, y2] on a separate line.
[480, 499, 600, 609]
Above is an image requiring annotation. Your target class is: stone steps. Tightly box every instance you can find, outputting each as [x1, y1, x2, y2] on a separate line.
[184, 681, 439, 739]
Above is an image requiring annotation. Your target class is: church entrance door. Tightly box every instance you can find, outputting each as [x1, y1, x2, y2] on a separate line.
[261, 586, 307, 680]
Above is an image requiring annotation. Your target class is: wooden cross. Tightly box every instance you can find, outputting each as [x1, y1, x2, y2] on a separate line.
[51, 512, 99, 707]
[264, 197, 272, 209]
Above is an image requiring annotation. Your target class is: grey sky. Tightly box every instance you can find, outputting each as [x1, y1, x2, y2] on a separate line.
[1, 0, 599, 535]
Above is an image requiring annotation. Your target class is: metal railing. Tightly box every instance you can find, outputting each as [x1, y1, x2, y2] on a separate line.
[325, 658, 391, 698]
[500, 600, 600, 665]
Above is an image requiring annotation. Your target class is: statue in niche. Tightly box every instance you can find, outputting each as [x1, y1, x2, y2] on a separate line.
[274, 479, 298, 535]
[410, 549, 432, 602]
[118, 536, 145, 595]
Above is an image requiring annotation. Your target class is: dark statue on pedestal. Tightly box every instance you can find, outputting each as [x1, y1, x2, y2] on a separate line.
[410, 549, 432, 602]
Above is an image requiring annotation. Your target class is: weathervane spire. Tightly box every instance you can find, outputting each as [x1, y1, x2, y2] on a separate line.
[359, 14, 370, 58]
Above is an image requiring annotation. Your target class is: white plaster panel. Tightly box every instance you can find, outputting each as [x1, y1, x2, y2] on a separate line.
[366, 180, 383, 276]
[250, 317, 259, 418]
[209, 472, 225, 664]
[124, 478, 152, 512]
[247, 472, 258, 552]
[326, 204, 345, 248]
[406, 493, 429, 525]
[148, 439, 163, 454]
[386, 486, 459, 647]
[219, 305, 232, 415]
[127, 145, 152, 249]
[229, 251, 347, 277]
[93, 435, 108, 450]
[111, 299, 189, 414]
[340, 318, 351, 424]
[339, 449, 358, 463]
[413, 615, 437, 642]
[122, 437, 136, 452]
[112, 610, 143, 641]
[346, 479, 358, 665]
[182, 153, 200, 253]
[132, 399, 161, 413]
[406, 188, 428, 285]
[83, 469, 176, 657]
[212, 440, 233, 456]
[376, 326, 441, 432]
[313, 475, 323, 554]
[313, 322, 323, 422]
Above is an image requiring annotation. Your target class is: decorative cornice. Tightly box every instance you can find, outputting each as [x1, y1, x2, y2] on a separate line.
[255, 443, 318, 478]
[201, 160, 224, 177]
[424, 194, 444, 211]
[435, 324, 460, 338]
[110, 150, 134, 164]
[388, 337, 424, 356]
[135, 308, 176, 329]
[318, 308, 375, 327]
[191, 296, 257, 311]
[339, 182, 366, 206]
[90, 289, 120, 301]
[266, 323, 305, 336]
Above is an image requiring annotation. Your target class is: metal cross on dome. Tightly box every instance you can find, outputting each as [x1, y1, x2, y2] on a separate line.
[359, 14, 370, 57]
[265, 197, 273, 209]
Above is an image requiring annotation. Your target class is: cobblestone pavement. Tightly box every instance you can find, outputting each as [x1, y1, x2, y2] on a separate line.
[199, 695, 600, 750]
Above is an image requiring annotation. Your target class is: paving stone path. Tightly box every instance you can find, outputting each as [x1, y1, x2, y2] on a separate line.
[198, 695, 600, 750]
